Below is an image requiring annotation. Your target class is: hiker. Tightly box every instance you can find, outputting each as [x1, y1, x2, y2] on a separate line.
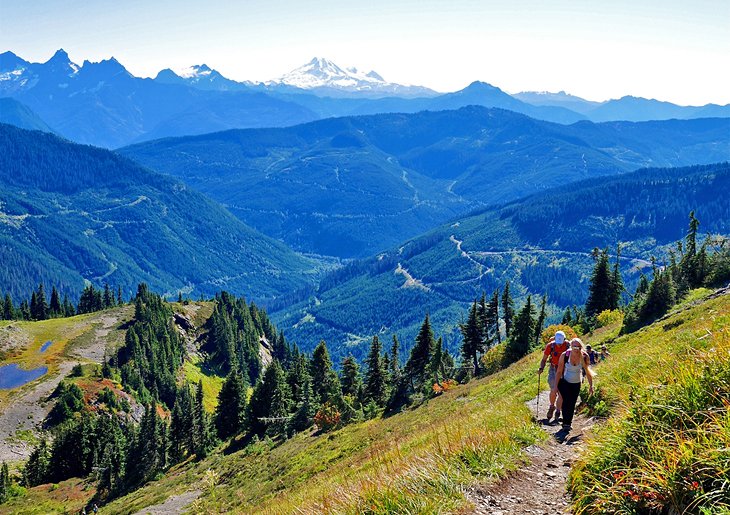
[538, 330, 569, 422]
[585, 344, 598, 365]
[552, 338, 594, 433]
[600, 345, 611, 361]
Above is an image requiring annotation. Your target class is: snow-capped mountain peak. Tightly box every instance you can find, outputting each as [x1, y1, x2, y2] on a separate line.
[269, 57, 436, 98]
[177, 64, 213, 79]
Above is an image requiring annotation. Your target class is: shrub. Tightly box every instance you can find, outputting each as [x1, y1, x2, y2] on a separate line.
[479, 344, 506, 376]
[313, 402, 341, 432]
[596, 309, 624, 328]
[540, 324, 578, 344]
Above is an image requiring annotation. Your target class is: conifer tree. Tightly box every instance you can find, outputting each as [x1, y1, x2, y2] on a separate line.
[192, 380, 213, 458]
[460, 300, 483, 376]
[363, 336, 387, 406]
[0, 461, 10, 502]
[3, 294, 13, 320]
[49, 286, 61, 317]
[585, 248, 613, 318]
[310, 341, 340, 405]
[36, 283, 49, 320]
[117, 286, 124, 305]
[215, 370, 247, 440]
[340, 356, 362, 399]
[248, 360, 292, 436]
[610, 244, 624, 309]
[389, 335, 401, 377]
[502, 282, 515, 338]
[288, 376, 316, 434]
[23, 438, 51, 486]
[561, 306, 573, 325]
[405, 314, 435, 390]
[488, 289, 501, 345]
[103, 283, 114, 308]
[534, 294, 547, 345]
[504, 295, 536, 364]
[170, 386, 194, 461]
[287, 353, 311, 405]
[62, 294, 74, 317]
[430, 336, 452, 382]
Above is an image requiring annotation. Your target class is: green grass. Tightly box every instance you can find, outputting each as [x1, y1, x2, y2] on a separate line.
[182, 359, 224, 413]
[569, 292, 730, 514]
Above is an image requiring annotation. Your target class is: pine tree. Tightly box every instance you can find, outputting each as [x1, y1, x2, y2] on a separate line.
[405, 314, 435, 390]
[215, 370, 247, 440]
[192, 381, 213, 458]
[340, 356, 362, 400]
[504, 296, 536, 364]
[310, 341, 340, 405]
[460, 300, 483, 376]
[287, 353, 311, 405]
[502, 282, 515, 338]
[23, 438, 51, 486]
[363, 336, 387, 406]
[561, 306, 573, 325]
[36, 283, 49, 320]
[430, 337, 452, 383]
[117, 286, 124, 305]
[170, 386, 194, 461]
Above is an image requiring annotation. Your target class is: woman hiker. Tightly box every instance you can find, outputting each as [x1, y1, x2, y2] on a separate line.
[551, 338, 594, 433]
[538, 330, 569, 422]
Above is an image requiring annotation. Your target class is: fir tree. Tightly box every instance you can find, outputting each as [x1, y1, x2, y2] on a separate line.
[504, 295, 536, 364]
[3, 294, 13, 320]
[561, 306, 573, 325]
[585, 248, 613, 318]
[502, 282, 515, 338]
[215, 370, 247, 440]
[488, 289, 501, 345]
[103, 283, 114, 308]
[49, 286, 61, 317]
[192, 381, 213, 458]
[248, 360, 292, 436]
[340, 356, 362, 400]
[460, 300, 483, 376]
[363, 336, 387, 406]
[23, 439, 51, 486]
[0, 461, 10, 502]
[534, 294, 547, 345]
[310, 341, 340, 405]
[610, 244, 624, 309]
[288, 376, 316, 434]
[405, 314, 435, 391]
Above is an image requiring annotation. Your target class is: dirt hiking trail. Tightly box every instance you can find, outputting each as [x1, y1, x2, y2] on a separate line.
[467, 390, 594, 515]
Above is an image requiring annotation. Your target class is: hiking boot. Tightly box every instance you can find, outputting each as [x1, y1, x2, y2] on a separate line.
[546, 406, 555, 420]
[561, 424, 571, 432]
[553, 410, 561, 423]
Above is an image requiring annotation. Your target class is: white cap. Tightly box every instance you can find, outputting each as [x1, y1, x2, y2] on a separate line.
[555, 331, 566, 344]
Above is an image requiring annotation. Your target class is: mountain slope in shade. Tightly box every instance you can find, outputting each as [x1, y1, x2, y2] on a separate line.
[121, 107, 730, 259]
[0, 97, 54, 132]
[0, 123, 322, 302]
[270, 162, 730, 363]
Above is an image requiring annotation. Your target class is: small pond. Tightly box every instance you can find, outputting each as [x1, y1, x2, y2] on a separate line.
[0, 363, 48, 389]
[40, 341, 53, 353]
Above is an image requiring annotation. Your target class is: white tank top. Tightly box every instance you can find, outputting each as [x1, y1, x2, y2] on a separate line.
[563, 351, 583, 383]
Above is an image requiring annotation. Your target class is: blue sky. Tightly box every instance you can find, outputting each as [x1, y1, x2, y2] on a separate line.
[1, 0, 728, 105]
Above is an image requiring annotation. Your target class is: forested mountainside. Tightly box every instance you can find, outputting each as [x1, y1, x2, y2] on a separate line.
[0, 124, 323, 302]
[271, 162, 730, 363]
[121, 107, 730, 258]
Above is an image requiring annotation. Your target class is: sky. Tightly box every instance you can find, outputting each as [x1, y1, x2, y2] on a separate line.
[1, 0, 729, 105]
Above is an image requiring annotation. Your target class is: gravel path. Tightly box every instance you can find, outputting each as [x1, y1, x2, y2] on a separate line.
[132, 490, 202, 515]
[467, 390, 594, 515]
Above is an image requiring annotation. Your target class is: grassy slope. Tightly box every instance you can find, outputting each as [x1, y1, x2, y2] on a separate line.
[99, 290, 729, 515]
[3, 291, 728, 514]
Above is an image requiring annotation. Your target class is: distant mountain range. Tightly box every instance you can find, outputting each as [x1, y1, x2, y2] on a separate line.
[0, 123, 323, 302]
[2, 50, 728, 148]
[121, 107, 730, 258]
[269, 162, 730, 363]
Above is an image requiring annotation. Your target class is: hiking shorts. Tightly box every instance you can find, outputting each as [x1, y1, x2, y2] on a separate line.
[547, 365, 558, 389]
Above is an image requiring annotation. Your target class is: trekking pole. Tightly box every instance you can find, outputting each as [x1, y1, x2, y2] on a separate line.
[536, 370, 541, 421]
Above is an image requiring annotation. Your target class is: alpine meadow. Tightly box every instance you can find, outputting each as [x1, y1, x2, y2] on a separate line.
[1, 2, 730, 514]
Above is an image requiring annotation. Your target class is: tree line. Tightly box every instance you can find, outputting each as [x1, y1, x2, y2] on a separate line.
[0, 283, 125, 321]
